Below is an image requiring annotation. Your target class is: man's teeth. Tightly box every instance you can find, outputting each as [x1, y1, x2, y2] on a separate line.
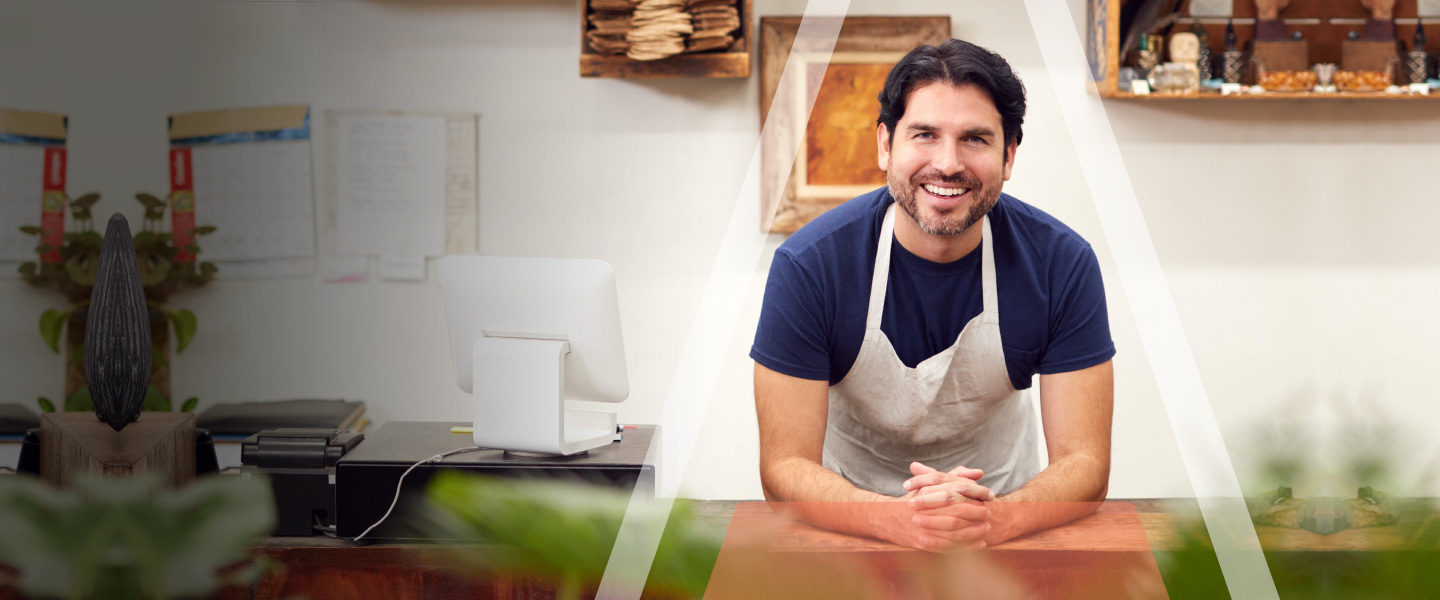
[923, 184, 967, 197]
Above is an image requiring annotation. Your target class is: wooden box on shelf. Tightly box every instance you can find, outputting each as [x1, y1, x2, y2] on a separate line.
[579, 0, 752, 79]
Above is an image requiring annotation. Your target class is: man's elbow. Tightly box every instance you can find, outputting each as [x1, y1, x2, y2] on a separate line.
[758, 457, 787, 502]
[1084, 454, 1110, 503]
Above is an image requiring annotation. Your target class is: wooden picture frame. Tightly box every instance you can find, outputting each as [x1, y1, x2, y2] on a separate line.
[759, 16, 951, 233]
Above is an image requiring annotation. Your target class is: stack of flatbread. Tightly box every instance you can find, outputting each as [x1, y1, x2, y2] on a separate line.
[685, 0, 740, 53]
[626, 0, 694, 61]
[587, 0, 635, 55]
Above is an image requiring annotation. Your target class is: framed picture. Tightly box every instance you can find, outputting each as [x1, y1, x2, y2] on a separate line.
[759, 16, 951, 233]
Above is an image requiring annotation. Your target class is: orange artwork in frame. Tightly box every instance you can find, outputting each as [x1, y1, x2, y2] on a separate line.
[760, 16, 951, 233]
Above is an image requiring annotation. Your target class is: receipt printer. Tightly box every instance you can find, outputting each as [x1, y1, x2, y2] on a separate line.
[242, 429, 364, 536]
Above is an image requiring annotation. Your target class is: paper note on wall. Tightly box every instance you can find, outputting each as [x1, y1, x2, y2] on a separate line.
[335, 115, 446, 262]
[0, 144, 44, 261]
[189, 140, 316, 262]
[168, 105, 317, 278]
[445, 116, 479, 255]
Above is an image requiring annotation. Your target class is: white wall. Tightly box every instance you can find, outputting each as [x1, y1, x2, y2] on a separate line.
[4, 0, 1434, 499]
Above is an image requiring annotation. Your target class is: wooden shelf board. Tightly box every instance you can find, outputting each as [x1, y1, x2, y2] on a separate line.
[1101, 90, 1440, 100]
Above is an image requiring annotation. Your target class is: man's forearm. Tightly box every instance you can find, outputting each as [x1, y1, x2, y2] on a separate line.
[984, 453, 1108, 545]
[762, 456, 900, 540]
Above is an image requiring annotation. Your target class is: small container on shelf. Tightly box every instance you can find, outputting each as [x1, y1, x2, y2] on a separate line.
[1148, 62, 1200, 94]
[1254, 59, 1318, 92]
[1334, 59, 1396, 92]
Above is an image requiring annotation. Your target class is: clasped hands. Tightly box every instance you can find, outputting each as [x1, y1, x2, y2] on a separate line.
[885, 461, 995, 552]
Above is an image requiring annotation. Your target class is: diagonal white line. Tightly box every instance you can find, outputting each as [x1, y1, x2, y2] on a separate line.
[1021, 1, 1280, 598]
[594, 2, 851, 598]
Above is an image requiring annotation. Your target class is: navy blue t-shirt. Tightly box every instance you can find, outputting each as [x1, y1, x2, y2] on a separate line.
[751, 187, 1115, 390]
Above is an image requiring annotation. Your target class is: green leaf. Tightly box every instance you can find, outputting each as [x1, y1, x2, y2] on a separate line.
[135, 193, 164, 210]
[18, 262, 37, 277]
[39, 309, 65, 353]
[65, 249, 98, 287]
[180, 397, 198, 413]
[18, 225, 43, 235]
[170, 309, 197, 354]
[73, 193, 101, 209]
[193, 225, 217, 235]
[36, 397, 55, 413]
[65, 386, 93, 412]
[0, 473, 276, 599]
[137, 251, 170, 287]
[141, 386, 169, 412]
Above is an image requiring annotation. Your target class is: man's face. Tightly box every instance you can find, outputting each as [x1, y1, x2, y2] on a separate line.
[878, 82, 1016, 237]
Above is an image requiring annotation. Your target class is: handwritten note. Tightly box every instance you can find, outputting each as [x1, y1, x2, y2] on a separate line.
[335, 115, 446, 260]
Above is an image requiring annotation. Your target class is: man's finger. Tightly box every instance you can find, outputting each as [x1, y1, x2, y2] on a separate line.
[922, 521, 990, 545]
[912, 479, 995, 503]
[911, 513, 989, 532]
[946, 464, 984, 480]
[908, 488, 991, 510]
[912, 501, 990, 522]
[902, 470, 955, 491]
[909, 461, 940, 477]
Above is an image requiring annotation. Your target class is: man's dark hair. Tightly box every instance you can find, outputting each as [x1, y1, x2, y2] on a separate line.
[877, 39, 1027, 155]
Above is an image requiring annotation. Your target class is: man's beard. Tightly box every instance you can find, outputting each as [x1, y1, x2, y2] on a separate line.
[889, 166, 1000, 237]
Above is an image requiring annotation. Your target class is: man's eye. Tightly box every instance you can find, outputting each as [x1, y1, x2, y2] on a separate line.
[914, 132, 934, 139]
[965, 136, 987, 144]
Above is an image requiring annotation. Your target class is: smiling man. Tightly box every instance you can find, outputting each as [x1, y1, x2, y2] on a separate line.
[752, 40, 1115, 551]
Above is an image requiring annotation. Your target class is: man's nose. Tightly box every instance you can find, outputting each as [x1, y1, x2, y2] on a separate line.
[931, 142, 965, 177]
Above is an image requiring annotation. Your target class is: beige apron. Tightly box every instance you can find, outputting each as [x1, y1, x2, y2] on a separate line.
[822, 203, 1040, 497]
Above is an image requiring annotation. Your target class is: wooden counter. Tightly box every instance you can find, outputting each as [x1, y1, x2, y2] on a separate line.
[215, 498, 1437, 599]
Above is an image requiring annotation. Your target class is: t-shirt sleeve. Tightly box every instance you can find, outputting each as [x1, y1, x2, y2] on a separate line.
[1037, 244, 1115, 374]
[750, 249, 832, 381]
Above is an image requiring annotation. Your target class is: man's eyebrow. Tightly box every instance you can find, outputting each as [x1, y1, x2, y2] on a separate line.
[904, 122, 938, 132]
[963, 126, 997, 138]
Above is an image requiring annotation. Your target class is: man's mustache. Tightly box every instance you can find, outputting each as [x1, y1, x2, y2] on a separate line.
[910, 170, 981, 188]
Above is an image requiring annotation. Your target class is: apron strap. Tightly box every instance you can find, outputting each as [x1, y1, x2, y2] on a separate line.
[981, 215, 998, 318]
[865, 204, 897, 330]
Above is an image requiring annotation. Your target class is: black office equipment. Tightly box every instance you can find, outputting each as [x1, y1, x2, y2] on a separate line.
[242, 428, 365, 536]
[197, 399, 365, 439]
[0, 404, 41, 437]
[335, 422, 656, 540]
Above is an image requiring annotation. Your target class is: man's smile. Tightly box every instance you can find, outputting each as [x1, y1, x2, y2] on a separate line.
[920, 183, 971, 209]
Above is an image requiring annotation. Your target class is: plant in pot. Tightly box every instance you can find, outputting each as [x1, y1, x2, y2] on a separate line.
[17, 192, 217, 414]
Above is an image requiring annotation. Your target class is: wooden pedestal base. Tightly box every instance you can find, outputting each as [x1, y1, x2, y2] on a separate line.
[1342, 39, 1401, 72]
[39, 412, 195, 487]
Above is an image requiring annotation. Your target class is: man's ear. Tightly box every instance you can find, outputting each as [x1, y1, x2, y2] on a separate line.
[876, 123, 891, 172]
[1002, 139, 1017, 181]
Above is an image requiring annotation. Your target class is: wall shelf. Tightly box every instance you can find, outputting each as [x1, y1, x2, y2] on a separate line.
[1087, 0, 1440, 100]
[578, 0, 752, 79]
[1106, 90, 1440, 99]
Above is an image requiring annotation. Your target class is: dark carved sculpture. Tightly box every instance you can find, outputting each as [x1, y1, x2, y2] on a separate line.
[84, 213, 152, 431]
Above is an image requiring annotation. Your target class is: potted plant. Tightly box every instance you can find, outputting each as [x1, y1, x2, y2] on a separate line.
[17, 192, 217, 413]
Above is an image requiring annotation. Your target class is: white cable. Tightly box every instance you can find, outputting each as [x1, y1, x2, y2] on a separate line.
[349, 446, 484, 542]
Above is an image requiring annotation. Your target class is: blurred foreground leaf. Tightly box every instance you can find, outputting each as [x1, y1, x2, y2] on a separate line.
[420, 472, 724, 600]
[0, 474, 275, 599]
